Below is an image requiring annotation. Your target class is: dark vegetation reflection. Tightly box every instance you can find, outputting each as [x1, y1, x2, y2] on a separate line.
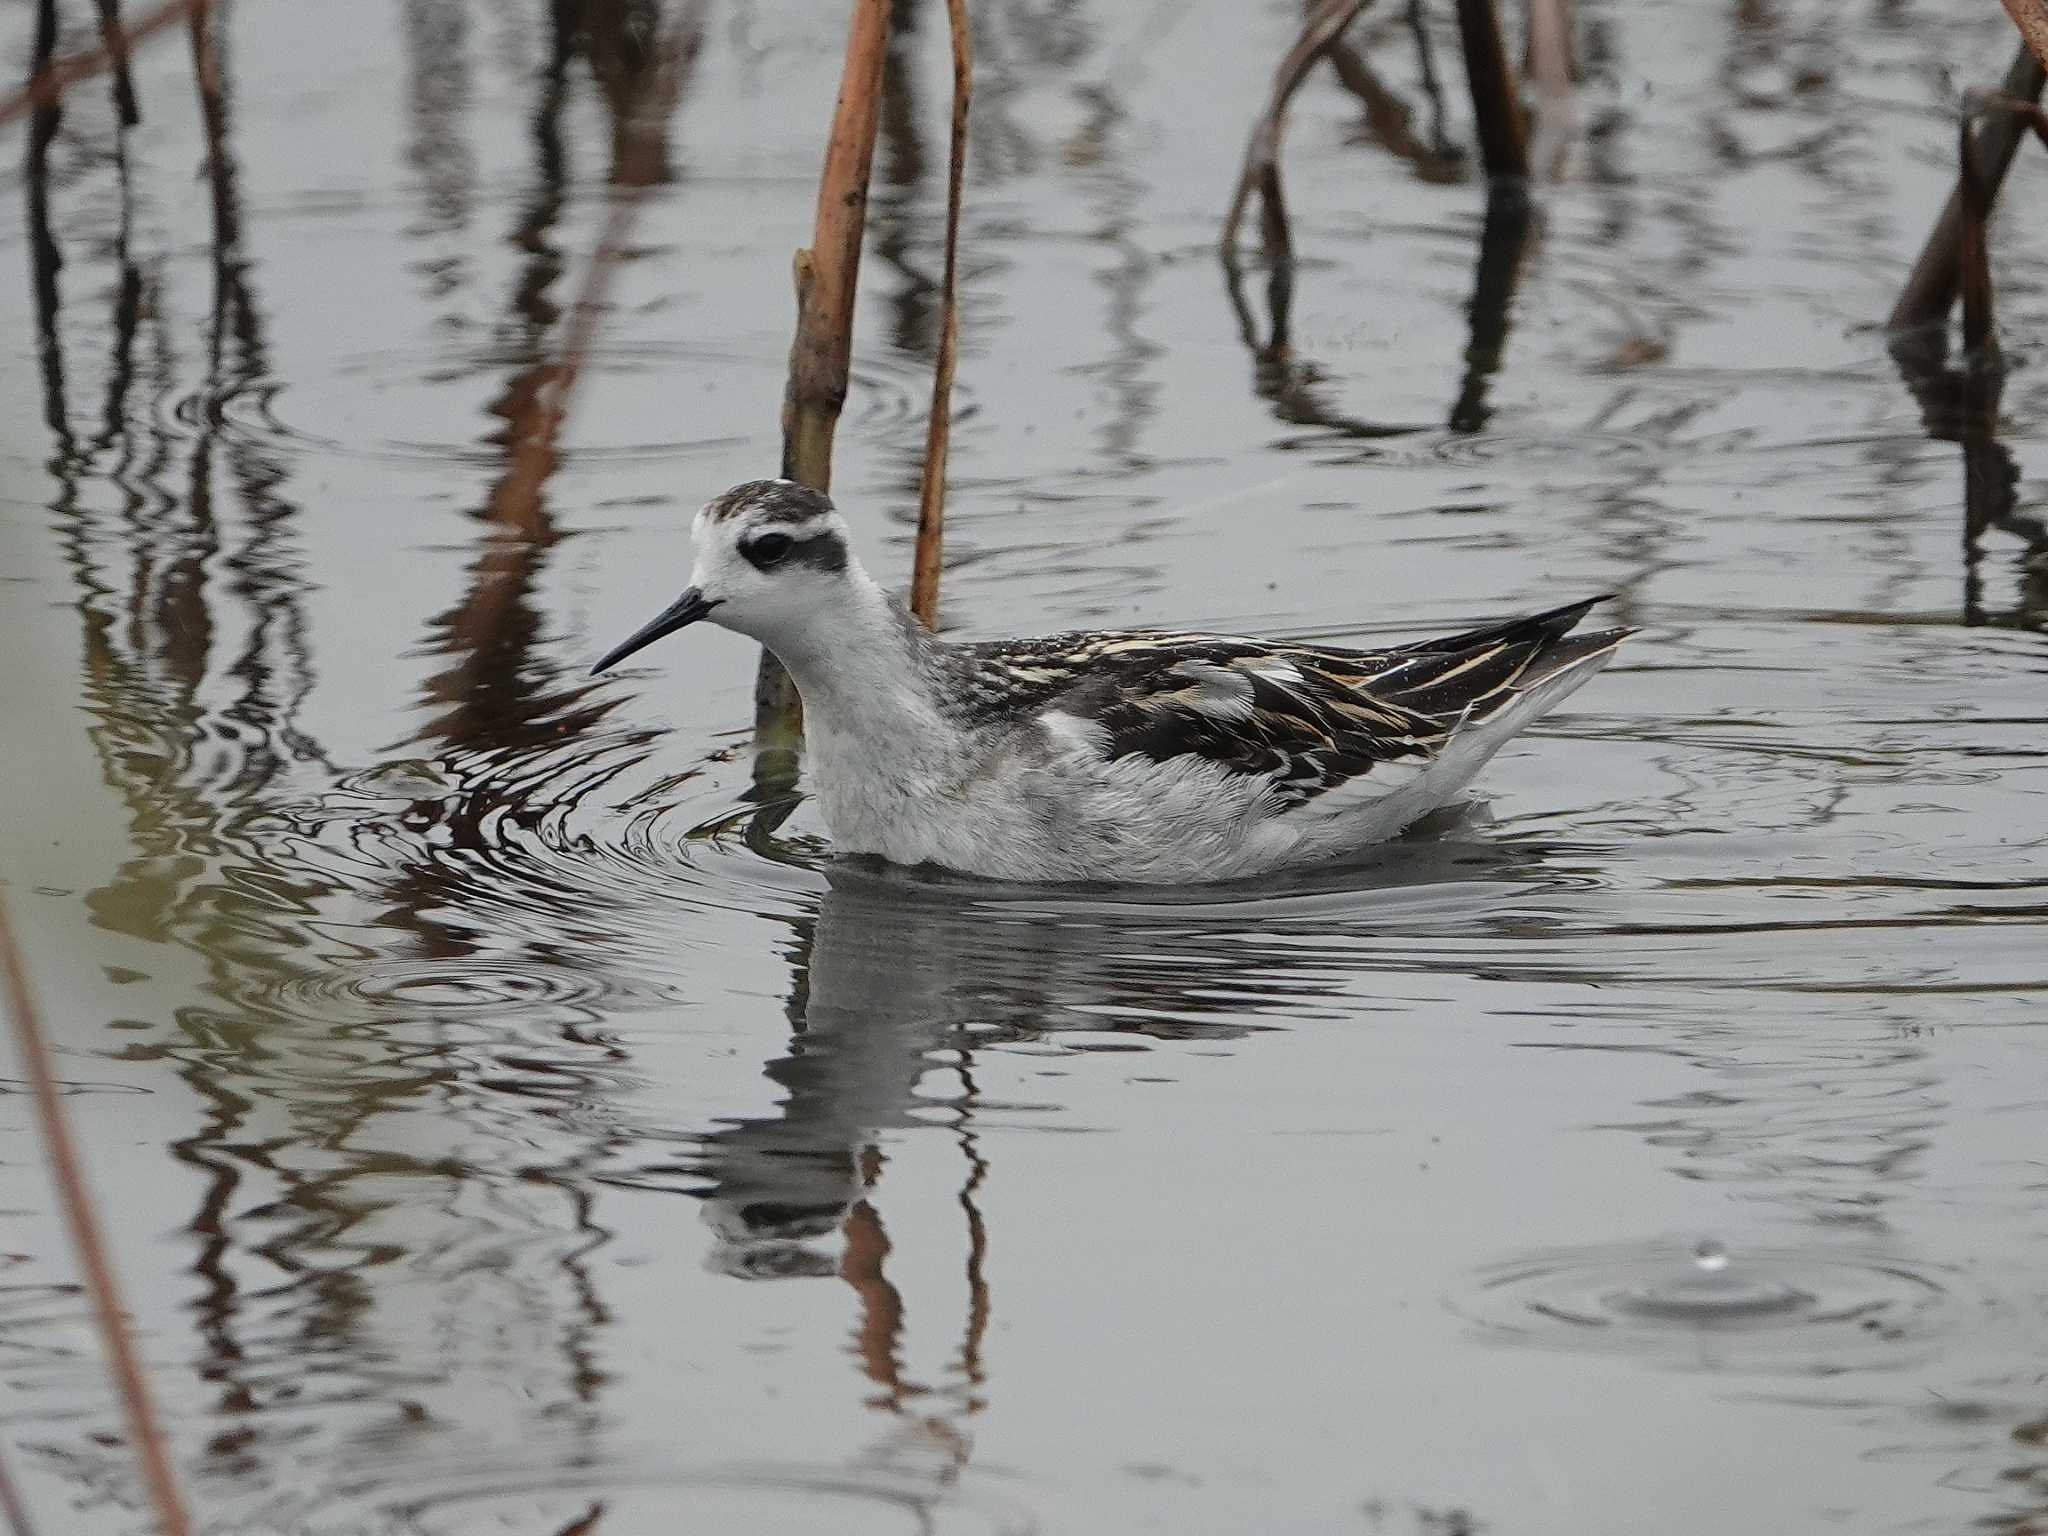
[1889, 334, 2048, 634]
[19, 0, 692, 1518]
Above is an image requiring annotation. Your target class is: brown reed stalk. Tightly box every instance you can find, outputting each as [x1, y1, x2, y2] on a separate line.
[1220, 0, 1374, 260]
[487, 9, 703, 537]
[780, 0, 890, 492]
[0, 894, 192, 1536]
[1951, 90, 2048, 361]
[2003, 0, 2048, 72]
[0, 0, 203, 129]
[909, 0, 972, 630]
[1455, 0, 1528, 181]
[756, 0, 891, 736]
[1888, 42, 2045, 331]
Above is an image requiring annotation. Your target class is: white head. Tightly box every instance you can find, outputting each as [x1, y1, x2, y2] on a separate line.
[591, 479, 871, 675]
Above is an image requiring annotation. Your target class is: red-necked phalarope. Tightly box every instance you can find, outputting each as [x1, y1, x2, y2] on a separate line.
[592, 480, 1633, 884]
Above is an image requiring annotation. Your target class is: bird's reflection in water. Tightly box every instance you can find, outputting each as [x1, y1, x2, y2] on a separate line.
[687, 821, 1550, 1468]
[694, 864, 1315, 1277]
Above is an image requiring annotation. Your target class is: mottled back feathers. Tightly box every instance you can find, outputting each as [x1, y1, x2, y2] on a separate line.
[938, 598, 1628, 810]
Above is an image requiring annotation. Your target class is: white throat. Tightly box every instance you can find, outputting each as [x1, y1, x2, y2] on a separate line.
[738, 560, 962, 774]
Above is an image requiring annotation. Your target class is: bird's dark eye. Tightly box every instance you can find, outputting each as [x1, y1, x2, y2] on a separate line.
[745, 532, 794, 569]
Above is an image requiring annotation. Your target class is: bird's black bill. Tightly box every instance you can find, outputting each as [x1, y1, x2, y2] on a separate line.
[590, 587, 721, 675]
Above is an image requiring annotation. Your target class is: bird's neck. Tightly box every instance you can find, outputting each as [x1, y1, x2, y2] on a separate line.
[762, 568, 953, 753]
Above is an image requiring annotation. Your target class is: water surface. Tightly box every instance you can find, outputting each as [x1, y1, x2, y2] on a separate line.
[2, 1, 2046, 1532]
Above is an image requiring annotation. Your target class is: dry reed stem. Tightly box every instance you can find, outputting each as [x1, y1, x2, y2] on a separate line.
[756, 0, 892, 734]
[780, 0, 891, 486]
[1220, 0, 1374, 259]
[2002, 0, 2048, 73]
[1953, 92, 2048, 361]
[1889, 42, 2045, 330]
[488, 9, 703, 537]
[1455, 0, 1529, 181]
[0, 894, 192, 1536]
[909, 0, 972, 630]
[0, 0, 203, 129]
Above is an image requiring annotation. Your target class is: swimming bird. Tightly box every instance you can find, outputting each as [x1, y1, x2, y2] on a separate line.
[592, 480, 1632, 884]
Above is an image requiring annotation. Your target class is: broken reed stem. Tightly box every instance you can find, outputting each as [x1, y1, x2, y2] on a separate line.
[1888, 42, 2045, 331]
[488, 9, 701, 537]
[2002, 0, 2048, 74]
[1951, 89, 2048, 362]
[909, 0, 972, 630]
[1220, 0, 1374, 259]
[757, 0, 891, 735]
[780, 0, 890, 487]
[0, 894, 192, 1536]
[1957, 116, 1997, 362]
[1455, 0, 1529, 181]
[0, 0, 203, 129]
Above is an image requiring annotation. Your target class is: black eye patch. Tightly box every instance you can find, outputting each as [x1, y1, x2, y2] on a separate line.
[742, 532, 794, 569]
[740, 529, 848, 573]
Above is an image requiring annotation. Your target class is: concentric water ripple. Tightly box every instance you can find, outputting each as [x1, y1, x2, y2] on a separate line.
[384, 1466, 1040, 1536]
[257, 957, 621, 1016]
[1454, 1239, 1973, 1373]
[260, 1451, 1043, 1536]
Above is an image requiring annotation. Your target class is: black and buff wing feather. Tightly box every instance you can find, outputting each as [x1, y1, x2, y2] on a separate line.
[947, 597, 1624, 809]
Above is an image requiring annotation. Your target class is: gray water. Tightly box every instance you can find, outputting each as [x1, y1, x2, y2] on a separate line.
[2, 1, 2046, 1532]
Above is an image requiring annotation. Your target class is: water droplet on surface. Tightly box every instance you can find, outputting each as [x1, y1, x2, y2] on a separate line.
[1450, 1238, 1969, 1373]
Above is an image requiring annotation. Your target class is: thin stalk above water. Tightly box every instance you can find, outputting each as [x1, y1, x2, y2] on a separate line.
[755, 0, 892, 755]
[1888, 42, 2044, 332]
[910, 0, 973, 631]
[1220, 0, 1375, 264]
[0, 894, 192, 1536]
